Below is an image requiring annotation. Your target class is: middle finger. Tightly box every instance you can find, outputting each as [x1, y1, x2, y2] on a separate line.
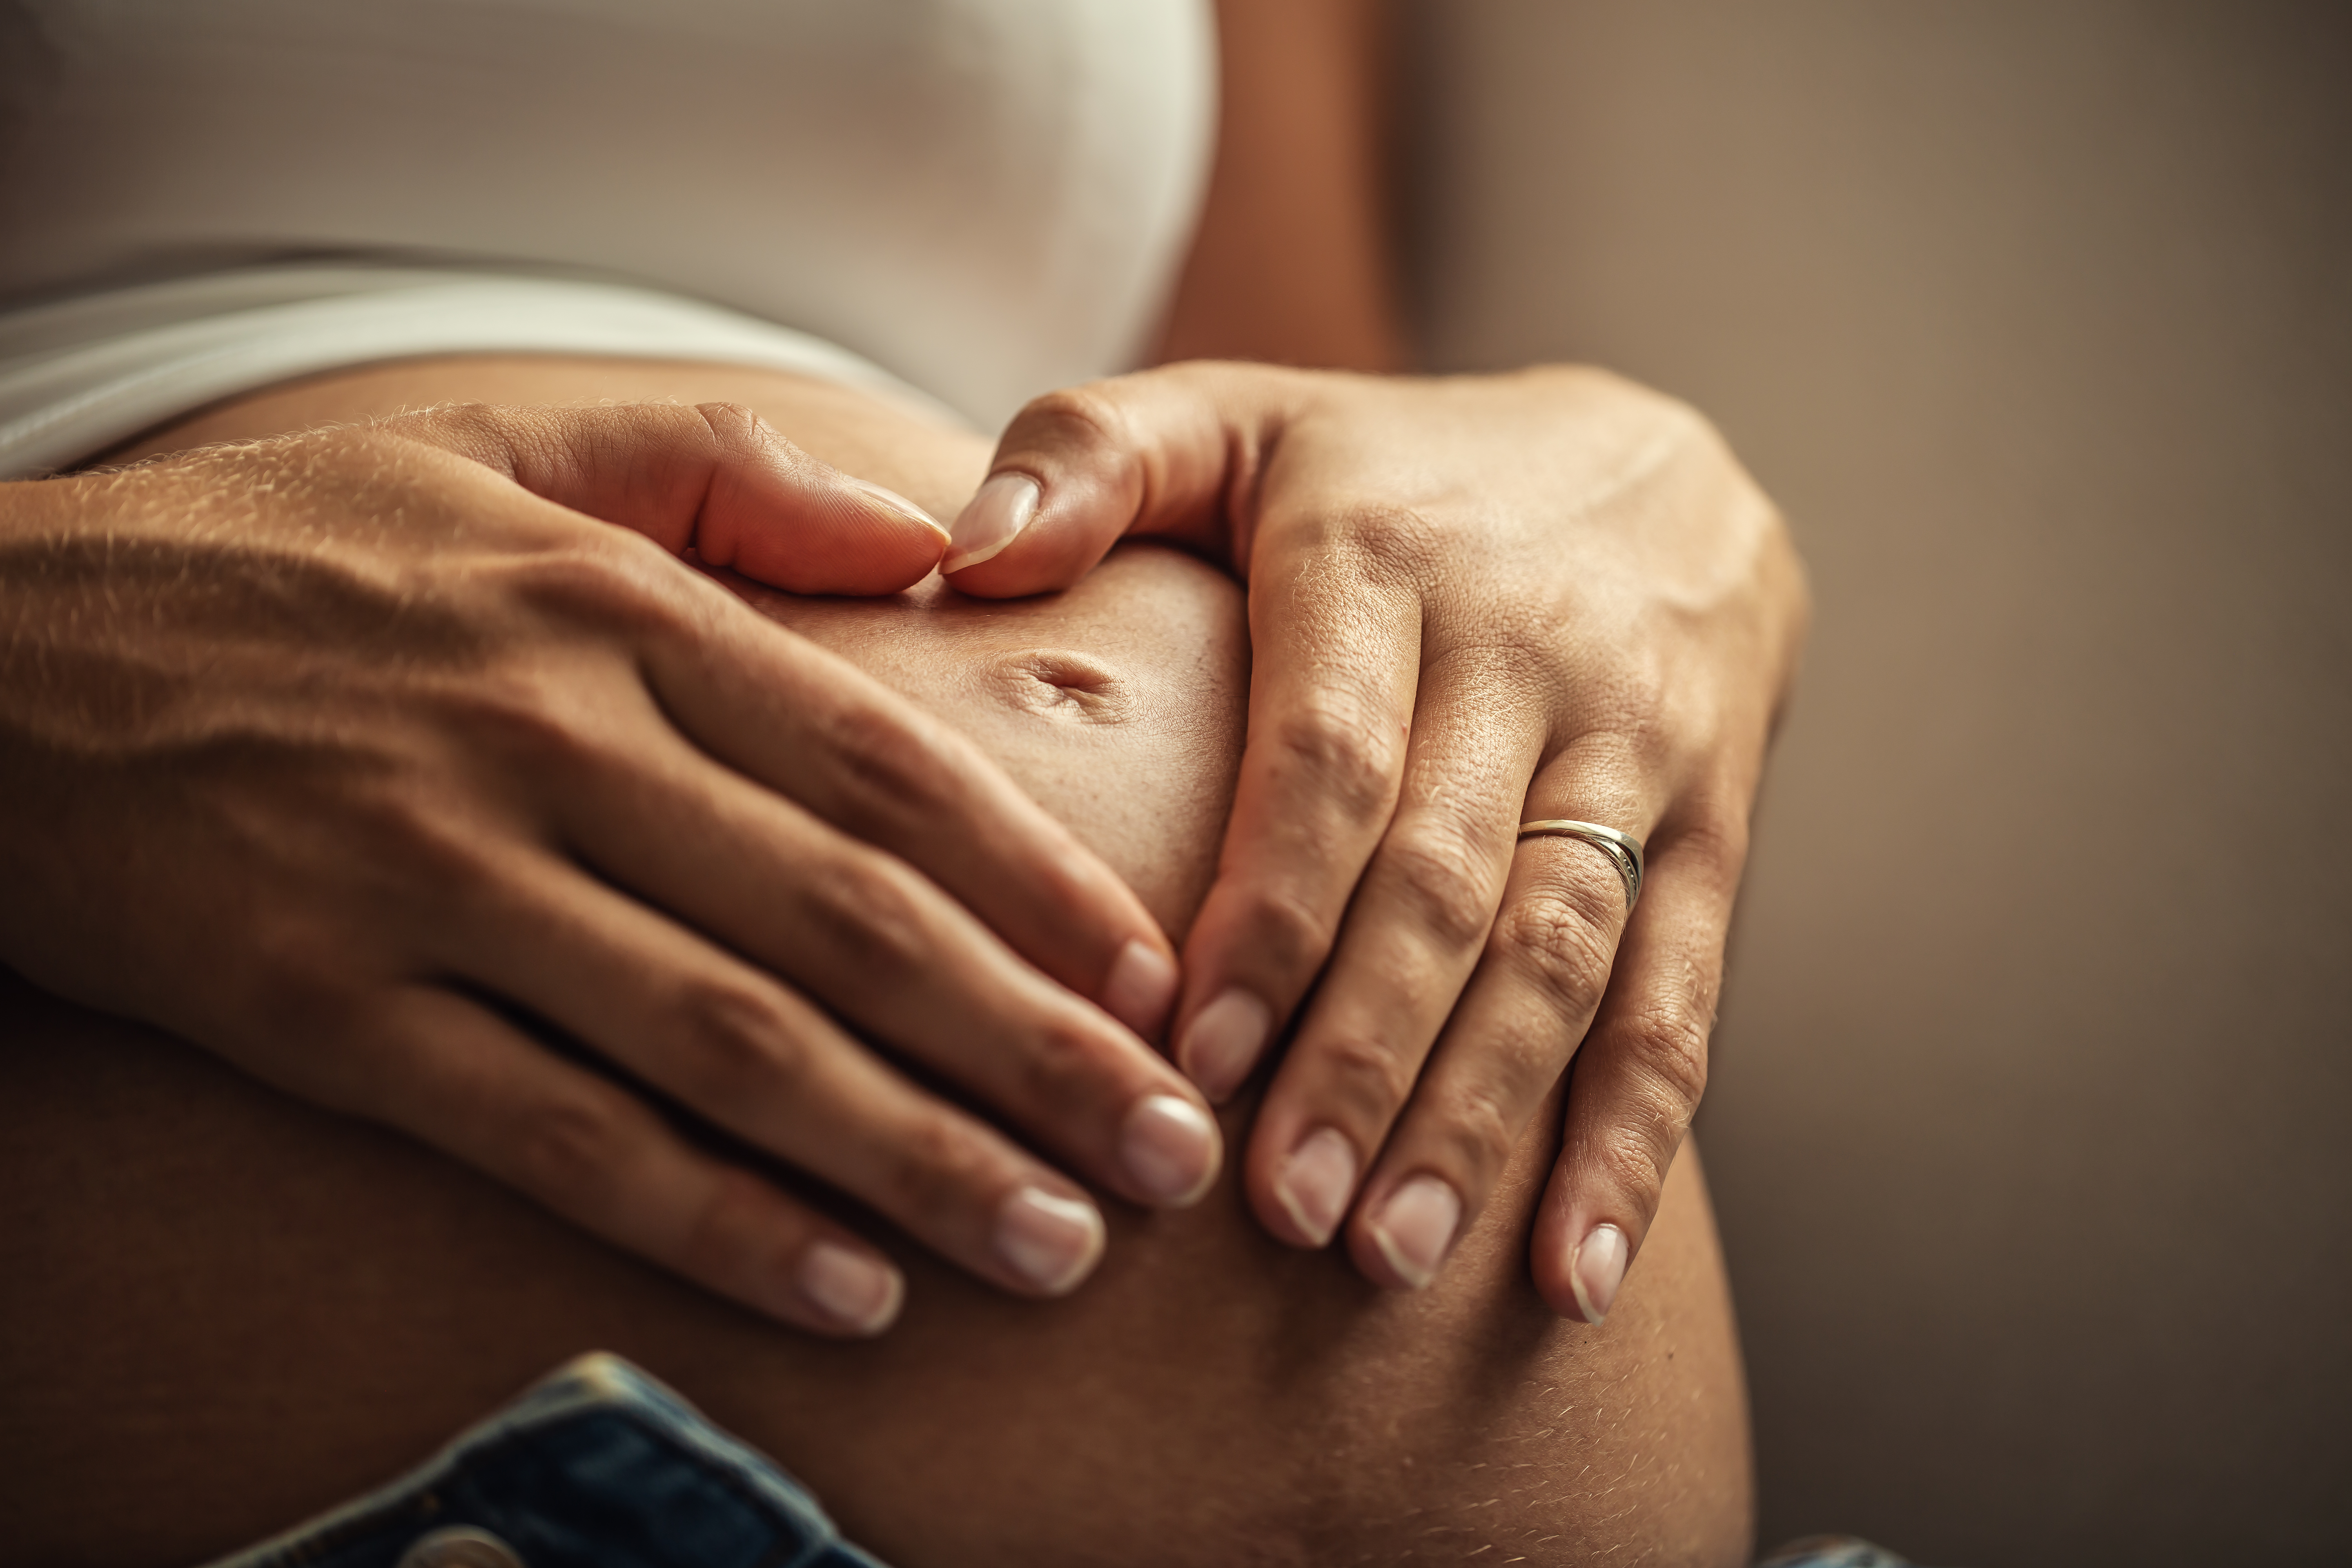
[1239, 646, 1548, 1249]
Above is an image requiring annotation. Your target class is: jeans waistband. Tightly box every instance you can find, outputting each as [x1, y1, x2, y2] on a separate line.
[200, 1352, 893, 1568]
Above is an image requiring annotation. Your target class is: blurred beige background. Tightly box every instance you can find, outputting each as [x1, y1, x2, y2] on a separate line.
[1401, 4, 2351, 1563]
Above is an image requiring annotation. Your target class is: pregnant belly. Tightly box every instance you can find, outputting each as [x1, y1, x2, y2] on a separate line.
[11, 352, 1753, 1568]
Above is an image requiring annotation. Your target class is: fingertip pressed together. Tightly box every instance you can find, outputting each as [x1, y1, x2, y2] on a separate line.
[943, 471, 1039, 573]
[993, 1185, 1106, 1295]
[1365, 1174, 1463, 1291]
[1570, 1222, 1629, 1325]
[1118, 1092, 1221, 1207]
[1271, 1126, 1357, 1247]
[793, 1238, 906, 1336]
[1176, 987, 1272, 1102]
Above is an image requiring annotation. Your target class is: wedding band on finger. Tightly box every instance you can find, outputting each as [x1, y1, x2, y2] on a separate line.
[1516, 820, 1646, 912]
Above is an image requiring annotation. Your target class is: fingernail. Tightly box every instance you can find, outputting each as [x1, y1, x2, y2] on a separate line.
[844, 476, 950, 543]
[1272, 1127, 1358, 1247]
[1102, 938, 1179, 1038]
[944, 471, 1039, 572]
[1176, 988, 1272, 1102]
[1366, 1175, 1463, 1290]
[1570, 1223, 1629, 1325]
[795, 1239, 905, 1335]
[994, 1185, 1105, 1295]
[1119, 1092, 1221, 1207]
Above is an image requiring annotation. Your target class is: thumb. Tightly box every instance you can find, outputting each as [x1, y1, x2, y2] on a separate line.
[942, 364, 1297, 596]
[395, 401, 949, 595]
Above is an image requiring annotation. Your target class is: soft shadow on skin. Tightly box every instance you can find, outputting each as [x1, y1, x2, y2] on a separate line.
[715, 542, 1252, 935]
[0, 965, 1733, 1568]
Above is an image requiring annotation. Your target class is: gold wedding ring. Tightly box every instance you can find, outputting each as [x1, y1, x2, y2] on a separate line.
[1517, 820, 1646, 911]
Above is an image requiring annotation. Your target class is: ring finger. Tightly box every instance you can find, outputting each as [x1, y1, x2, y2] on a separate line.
[356, 985, 907, 1335]
[1341, 743, 1659, 1290]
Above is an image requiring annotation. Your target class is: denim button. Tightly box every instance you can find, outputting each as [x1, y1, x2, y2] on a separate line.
[394, 1526, 526, 1568]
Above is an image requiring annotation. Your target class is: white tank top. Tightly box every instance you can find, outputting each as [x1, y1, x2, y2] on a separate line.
[0, 0, 1217, 474]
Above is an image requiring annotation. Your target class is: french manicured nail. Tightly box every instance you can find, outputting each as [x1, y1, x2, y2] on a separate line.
[1367, 1175, 1463, 1290]
[795, 1239, 905, 1335]
[1176, 988, 1272, 1102]
[1570, 1223, 1629, 1325]
[1102, 938, 1179, 1038]
[1272, 1126, 1358, 1247]
[944, 471, 1039, 572]
[994, 1185, 1105, 1295]
[1119, 1093, 1221, 1207]
[844, 477, 949, 542]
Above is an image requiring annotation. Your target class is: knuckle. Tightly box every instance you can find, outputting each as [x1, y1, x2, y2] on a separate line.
[1490, 886, 1617, 1024]
[446, 664, 608, 776]
[692, 400, 761, 441]
[1583, 1118, 1677, 1215]
[1675, 806, 1753, 884]
[1335, 500, 1441, 575]
[394, 400, 511, 461]
[805, 852, 938, 982]
[1427, 1078, 1521, 1188]
[1011, 1011, 1117, 1108]
[1377, 825, 1503, 953]
[669, 976, 807, 1104]
[875, 1110, 997, 1231]
[1619, 1001, 1713, 1119]
[1234, 881, 1340, 976]
[1306, 1030, 1419, 1124]
[1013, 383, 1127, 452]
[242, 936, 363, 1045]
[1270, 697, 1401, 826]
[818, 696, 964, 817]
[504, 535, 687, 636]
[674, 1164, 784, 1286]
[326, 768, 509, 922]
[512, 1085, 633, 1205]
[1579, 665, 1673, 764]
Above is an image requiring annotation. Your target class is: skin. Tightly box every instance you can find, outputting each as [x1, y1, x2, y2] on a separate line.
[0, 2, 1802, 1556]
[0, 360, 1750, 1568]
[944, 363, 1806, 1320]
[1, 388, 1234, 1335]
[946, 0, 1813, 1316]
[0, 0, 1803, 1394]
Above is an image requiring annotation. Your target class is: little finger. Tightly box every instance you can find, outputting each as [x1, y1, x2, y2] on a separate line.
[359, 984, 909, 1335]
[1531, 824, 1743, 1324]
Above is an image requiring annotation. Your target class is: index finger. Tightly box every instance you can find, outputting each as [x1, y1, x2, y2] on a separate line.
[1168, 523, 1424, 1101]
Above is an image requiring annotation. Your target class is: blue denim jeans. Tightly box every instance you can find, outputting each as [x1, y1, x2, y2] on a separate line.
[203, 1353, 893, 1568]
[203, 1348, 1920, 1568]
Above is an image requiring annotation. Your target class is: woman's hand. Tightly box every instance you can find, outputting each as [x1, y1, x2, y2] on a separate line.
[942, 363, 1807, 1319]
[0, 402, 1223, 1335]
